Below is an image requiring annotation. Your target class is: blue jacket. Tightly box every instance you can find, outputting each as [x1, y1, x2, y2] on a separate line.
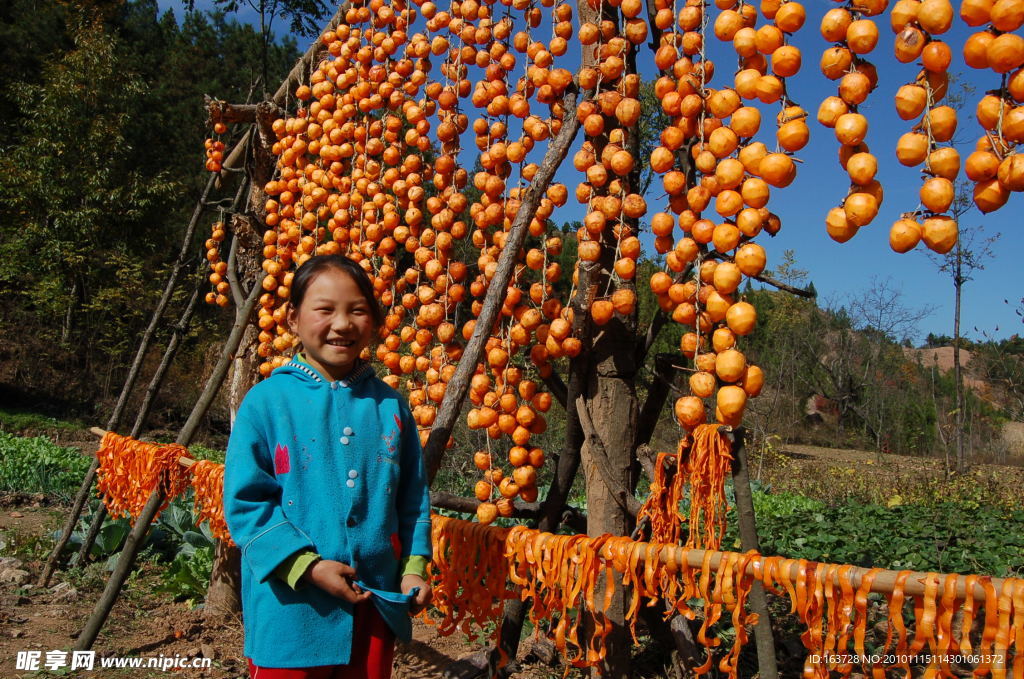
[223, 359, 432, 668]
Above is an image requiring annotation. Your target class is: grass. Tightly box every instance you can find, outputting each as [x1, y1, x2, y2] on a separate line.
[0, 406, 82, 435]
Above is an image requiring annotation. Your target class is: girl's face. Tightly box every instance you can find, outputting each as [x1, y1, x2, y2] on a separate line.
[287, 268, 376, 381]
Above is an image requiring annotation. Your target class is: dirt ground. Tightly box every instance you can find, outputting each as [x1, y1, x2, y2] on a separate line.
[0, 501, 558, 679]
[4, 443, 1020, 678]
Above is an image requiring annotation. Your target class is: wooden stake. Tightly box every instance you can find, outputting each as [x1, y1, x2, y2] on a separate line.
[726, 429, 779, 679]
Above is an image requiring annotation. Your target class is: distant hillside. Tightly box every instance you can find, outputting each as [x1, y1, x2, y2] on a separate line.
[904, 345, 1000, 407]
[905, 345, 1024, 457]
[904, 346, 972, 373]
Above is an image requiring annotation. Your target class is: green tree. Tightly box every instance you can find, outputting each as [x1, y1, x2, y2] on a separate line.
[0, 0, 70, 142]
[0, 0, 299, 414]
[0, 15, 179, 351]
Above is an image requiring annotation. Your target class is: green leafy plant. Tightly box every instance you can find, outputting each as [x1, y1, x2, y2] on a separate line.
[150, 497, 216, 605]
[746, 497, 1024, 577]
[188, 444, 226, 464]
[0, 431, 90, 500]
[61, 501, 132, 569]
[158, 544, 215, 607]
[57, 501, 134, 570]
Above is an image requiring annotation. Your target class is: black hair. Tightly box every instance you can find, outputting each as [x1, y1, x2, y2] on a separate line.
[289, 255, 385, 328]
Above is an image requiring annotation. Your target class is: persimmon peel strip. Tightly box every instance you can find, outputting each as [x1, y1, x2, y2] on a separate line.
[96, 432, 191, 522]
[428, 515, 1022, 677]
[95, 431, 228, 540]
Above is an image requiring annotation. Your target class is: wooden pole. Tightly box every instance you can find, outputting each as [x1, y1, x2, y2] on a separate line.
[75, 179, 249, 564]
[434, 515, 1017, 602]
[484, 262, 601, 676]
[214, 5, 347, 187]
[726, 429, 778, 679]
[74, 280, 260, 650]
[178, 277, 263, 448]
[128, 269, 206, 438]
[82, 428, 1022, 605]
[422, 82, 586, 484]
[38, 173, 220, 588]
[74, 485, 167, 651]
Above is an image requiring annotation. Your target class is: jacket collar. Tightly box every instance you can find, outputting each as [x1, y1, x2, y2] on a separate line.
[286, 355, 374, 387]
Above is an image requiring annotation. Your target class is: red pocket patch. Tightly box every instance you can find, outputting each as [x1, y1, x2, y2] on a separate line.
[274, 444, 290, 474]
[390, 532, 402, 558]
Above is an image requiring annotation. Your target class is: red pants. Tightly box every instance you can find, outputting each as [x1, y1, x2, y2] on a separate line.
[247, 601, 395, 679]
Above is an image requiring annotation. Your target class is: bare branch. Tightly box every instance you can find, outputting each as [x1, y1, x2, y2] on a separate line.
[541, 369, 568, 410]
[752, 272, 817, 298]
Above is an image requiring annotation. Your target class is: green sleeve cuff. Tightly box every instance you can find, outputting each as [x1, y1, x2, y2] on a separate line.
[274, 549, 321, 590]
[400, 555, 429, 578]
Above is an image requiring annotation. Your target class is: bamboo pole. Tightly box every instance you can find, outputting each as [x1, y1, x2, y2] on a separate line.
[82, 428, 1020, 604]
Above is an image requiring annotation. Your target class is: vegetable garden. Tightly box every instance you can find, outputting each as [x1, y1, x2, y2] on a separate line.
[27, 0, 1024, 676]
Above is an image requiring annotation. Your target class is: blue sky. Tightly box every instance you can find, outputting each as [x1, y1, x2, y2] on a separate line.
[158, 0, 1022, 343]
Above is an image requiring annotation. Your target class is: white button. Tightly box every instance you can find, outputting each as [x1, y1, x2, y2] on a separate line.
[348, 470, 358, 479]
[341, 436, 350, 445]
[343, 426, 354, 436]
[346, 479, 356, 488]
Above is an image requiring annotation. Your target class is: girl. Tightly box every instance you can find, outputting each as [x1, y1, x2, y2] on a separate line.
[224, 255, 432, 679]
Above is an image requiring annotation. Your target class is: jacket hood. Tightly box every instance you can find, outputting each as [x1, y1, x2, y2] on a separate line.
[273, 357, 376, 387]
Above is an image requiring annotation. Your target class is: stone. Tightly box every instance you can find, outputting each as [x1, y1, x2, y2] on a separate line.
[49, 582, 78, 603]
[200, 643, 217, 660]
[0, 568, 30, 586]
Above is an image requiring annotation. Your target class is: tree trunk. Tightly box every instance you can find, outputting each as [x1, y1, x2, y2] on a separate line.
[953, 240, 965, 474]
[62, 279, 77, 343]
[204, 306, 260, 621]
[579, 318, 638, 678]
[204, 538, 242, 620]
[204, 109, 274, 620]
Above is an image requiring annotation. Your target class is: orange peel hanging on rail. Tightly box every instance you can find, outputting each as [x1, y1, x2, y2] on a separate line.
[427, 515, 1024, 678]
[95, 431, 191, 522]
[189, 459, 232, 544]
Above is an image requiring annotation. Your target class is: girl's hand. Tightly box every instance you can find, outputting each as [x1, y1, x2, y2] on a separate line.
[401, 574, 432, 615]
[304, 559, 372, 604]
